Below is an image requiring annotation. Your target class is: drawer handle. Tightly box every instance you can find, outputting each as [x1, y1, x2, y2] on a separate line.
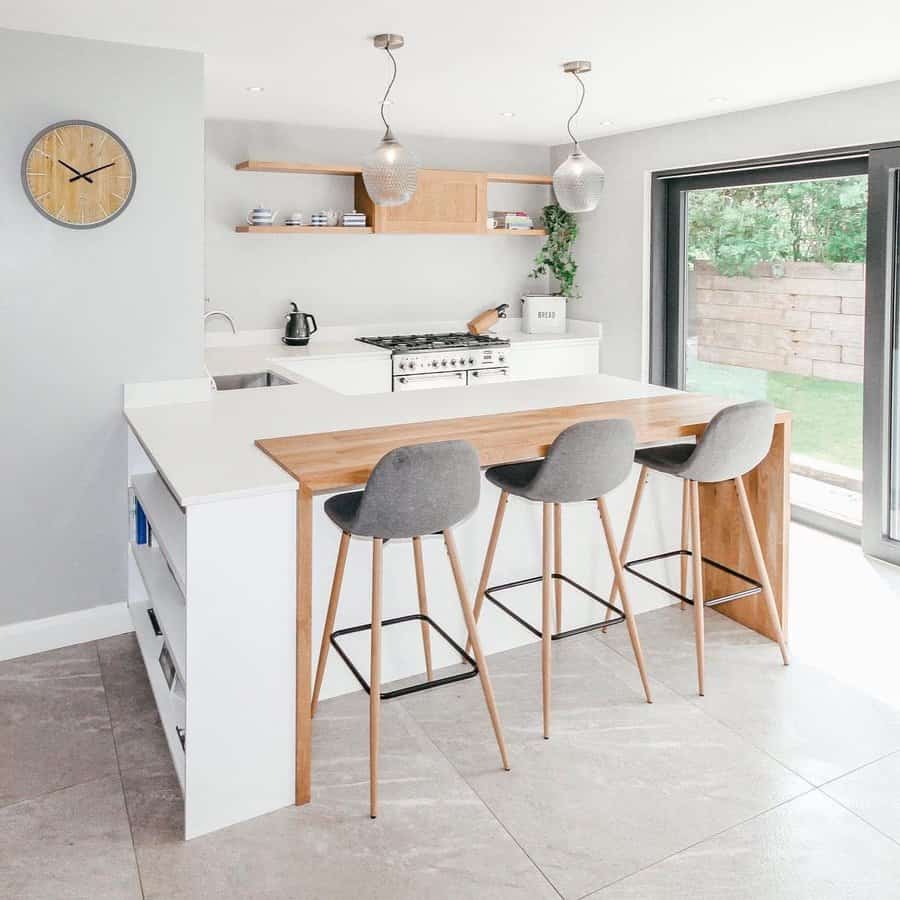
[147, 608, 162, 637]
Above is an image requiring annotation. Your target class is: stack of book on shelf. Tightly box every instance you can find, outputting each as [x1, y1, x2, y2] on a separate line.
[489, 210, 534, 230]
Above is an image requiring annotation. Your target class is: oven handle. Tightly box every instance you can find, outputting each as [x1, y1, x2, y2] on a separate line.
[470, 368, 509, 381]
[395, 371, 466, 390]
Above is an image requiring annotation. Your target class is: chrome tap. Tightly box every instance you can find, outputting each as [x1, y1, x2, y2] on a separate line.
[203, 305, 236, 393]
[203, 309, 236, 333]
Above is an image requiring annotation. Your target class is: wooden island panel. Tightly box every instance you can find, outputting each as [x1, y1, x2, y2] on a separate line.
[256, 391, 791, 805]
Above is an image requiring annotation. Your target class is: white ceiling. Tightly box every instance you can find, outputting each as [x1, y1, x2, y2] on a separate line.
[3, 0, 900, 145]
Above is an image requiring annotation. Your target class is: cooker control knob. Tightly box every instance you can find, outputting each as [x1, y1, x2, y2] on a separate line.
[450, 359, 457, 366]
[468, 357, 475, 365]
[431, 360, 438, 368]
[498, 353, 506, 363]
[441, 359, 448, 367]
[398, 362, 406, 370]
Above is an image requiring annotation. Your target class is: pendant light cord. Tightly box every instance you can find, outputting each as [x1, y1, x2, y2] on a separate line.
[380, 46, 399, 133]
[566, 71, 585, 150]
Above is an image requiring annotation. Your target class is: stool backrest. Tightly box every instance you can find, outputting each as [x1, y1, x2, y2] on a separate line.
[681, 400, 775, 483]
[529, 418, 636, 502]
[353, 439, 481, 539]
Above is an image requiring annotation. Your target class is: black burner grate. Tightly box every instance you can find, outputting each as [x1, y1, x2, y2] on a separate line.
[357, 332, 509, 352]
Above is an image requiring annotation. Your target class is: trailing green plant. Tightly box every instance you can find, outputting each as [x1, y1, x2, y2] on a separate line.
[529, 203, 580, 298]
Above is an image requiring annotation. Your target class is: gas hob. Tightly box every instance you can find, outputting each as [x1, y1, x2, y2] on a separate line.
[356, 332, 509, 352]
[356, 331, 511, 390]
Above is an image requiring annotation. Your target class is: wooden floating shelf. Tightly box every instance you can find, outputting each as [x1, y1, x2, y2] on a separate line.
[235, 161, 551, 185]
[235, 160, 362, 176]
[486, 172, 553, 185]
[489, 228, 547, 236]
[235, 225, 373, 234]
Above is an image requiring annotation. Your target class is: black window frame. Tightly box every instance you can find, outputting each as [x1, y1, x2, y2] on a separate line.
[650, 150, 869, 388]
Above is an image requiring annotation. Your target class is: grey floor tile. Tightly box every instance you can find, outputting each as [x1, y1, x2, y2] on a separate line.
[599, 605, 900, 785]
[0, 775, 142, 900]
[126, 693, 557, 900]
[0, 643, 118, 807]
[401, 635, 807, 898]
[822, 750, 900, 843]
[97, 633, 173, 776]
[592, 790, 900, 899]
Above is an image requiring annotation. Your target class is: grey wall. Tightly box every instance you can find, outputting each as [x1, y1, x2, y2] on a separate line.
[552, 80, 900, 380]
[0, 29, 204, 628]
[206, 119, 551, 330]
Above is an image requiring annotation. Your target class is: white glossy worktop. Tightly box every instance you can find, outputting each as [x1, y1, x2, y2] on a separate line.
[125, 371, 672, 507]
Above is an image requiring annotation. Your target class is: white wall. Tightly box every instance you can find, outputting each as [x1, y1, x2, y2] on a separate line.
[0, 29, 204, 629]
[552, 80, 900, 380]
[205, 119, 551, 330]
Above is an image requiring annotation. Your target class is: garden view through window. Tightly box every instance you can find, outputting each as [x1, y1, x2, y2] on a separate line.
[683, 175, 868, 525]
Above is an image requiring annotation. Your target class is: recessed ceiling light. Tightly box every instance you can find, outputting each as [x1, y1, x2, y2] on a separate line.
[500, 111, 516, 118]
[708, 95, 728, 103]
[245, 86, 264, 93]
[599, 120, 613, 126]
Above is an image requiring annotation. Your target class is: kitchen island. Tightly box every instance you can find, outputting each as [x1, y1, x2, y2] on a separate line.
[124, 364, 789, 838]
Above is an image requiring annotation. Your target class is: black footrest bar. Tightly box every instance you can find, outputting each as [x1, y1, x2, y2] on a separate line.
[624, 549, 762, 607]
[485, 573, 625, 641]
[330, 613, 478, 700]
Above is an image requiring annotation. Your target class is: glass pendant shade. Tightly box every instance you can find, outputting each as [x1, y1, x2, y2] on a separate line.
[553, 148, 605, 213]
[362, 128, 419, 207]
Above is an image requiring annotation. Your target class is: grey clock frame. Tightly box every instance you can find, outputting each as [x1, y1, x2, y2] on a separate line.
[21, 119, 137, 230]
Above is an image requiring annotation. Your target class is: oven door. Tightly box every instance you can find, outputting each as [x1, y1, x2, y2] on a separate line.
[469, 367, 509, 385]
[394, 371, 467, 391]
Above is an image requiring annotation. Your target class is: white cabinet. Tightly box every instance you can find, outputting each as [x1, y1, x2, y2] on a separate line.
[279, 355, 391, 395]
[127, 433, 297, 839]
[510, 341, 599, 382]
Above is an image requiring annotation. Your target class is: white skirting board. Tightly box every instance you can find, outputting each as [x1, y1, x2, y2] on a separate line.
[0, 602, 134, 662]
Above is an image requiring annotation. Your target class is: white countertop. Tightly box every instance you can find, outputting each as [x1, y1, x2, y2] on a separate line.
[125, 371, 672, 508]
[205, 338, 390, 379]
[204, 318, 601, 376]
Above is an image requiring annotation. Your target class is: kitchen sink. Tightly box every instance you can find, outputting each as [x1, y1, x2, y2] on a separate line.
[212, 371, 293, 391]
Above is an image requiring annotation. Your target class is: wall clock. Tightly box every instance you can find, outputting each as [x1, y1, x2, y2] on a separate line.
[21, 120, 136, 229]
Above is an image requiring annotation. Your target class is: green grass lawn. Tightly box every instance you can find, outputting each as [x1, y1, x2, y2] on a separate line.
[686, 358, 863, 470]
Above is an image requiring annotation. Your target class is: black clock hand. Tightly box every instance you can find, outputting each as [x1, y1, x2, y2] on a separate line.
[69, 162, 115, 182]
[58, 160, 93, 184]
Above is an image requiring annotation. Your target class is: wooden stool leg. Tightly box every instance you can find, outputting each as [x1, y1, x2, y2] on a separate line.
[369, 538, 383, 819]
[541, 503, 553, 739]
[444, 529, 510, 771]
[733, 476, 790, 665]
[311, 531, 350, 717]
[689, 481, 705, 696]
[554, 503, 563, 634]
[467, 491, 509, 653]
[412, 537, 434, 680]
[680, 480, 690, 610]
[604, 465, 649, 631]
[597, 497, 652, 703]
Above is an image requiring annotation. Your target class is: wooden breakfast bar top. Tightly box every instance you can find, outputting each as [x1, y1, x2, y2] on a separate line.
[256, 389, 791, 807]
[257, 391, 789, 492]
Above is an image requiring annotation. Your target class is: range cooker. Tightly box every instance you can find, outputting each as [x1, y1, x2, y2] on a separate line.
[356, 332, 511, 391]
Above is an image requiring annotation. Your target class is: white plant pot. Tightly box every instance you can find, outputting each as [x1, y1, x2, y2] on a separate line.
[521, 294, 567, 334]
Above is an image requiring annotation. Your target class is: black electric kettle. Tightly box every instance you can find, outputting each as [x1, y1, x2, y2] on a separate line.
[282, 302, 318, 346]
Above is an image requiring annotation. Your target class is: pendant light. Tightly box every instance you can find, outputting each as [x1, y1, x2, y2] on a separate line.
[361, 33, 419, 207]
[552, 61, 605, 213]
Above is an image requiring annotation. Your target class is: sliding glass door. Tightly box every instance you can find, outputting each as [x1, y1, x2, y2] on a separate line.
[654, 146, 900, 562]
[658, 157, 868, 535]
[863, 147, 900, 563]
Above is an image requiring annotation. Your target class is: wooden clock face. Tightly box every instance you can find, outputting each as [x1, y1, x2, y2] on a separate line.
[22, 120, 136, 228]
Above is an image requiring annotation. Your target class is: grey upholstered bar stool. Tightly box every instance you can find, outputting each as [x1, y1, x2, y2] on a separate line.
[616, 400, 790, 696]
[471, 420, 653, 740]
[310, 439, 509, 819]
